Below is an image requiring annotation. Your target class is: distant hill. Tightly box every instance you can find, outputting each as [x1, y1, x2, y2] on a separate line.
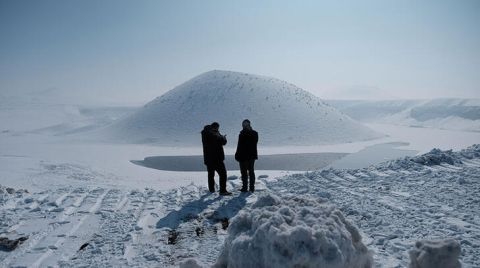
[99, 70, 381, 146]
[328, 98, 480, 132]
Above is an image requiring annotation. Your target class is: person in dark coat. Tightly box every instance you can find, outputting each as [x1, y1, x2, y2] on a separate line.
[201, 122, 232, 195]
[235, 119, 258, 192]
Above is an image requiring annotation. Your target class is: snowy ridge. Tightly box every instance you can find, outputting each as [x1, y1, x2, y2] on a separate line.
[1, 145, 479, 267]
[100, 70, 381, 145]
[328, 98, 480, 132]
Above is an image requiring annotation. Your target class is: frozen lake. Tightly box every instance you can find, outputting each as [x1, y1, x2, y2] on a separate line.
[328, 142, 417, 169]
[132, 152, 347, 171]
[129, 123, 480, 172]
[0, 123, 479, 191]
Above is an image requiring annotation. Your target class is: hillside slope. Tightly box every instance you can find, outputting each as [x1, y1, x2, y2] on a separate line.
[101, 70, 380, 145]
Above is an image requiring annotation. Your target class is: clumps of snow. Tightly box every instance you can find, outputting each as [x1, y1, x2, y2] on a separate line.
[459, 143, 480, 159]
[410, 148, 462, 166]
[179, 258, 205, 268]
[0, 185, 13, 195]
[214, 193, 372, 268]
[377, 144, 480, 171]
[0, 236, 29, 252]
[409, 239, 461, 268]
[0, 185, 27, 205]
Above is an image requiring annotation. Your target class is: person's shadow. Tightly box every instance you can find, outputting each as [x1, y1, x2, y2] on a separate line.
[155, 192, 250, 230]
[156, 193, 221, 229]
[205, 193, 249, 226]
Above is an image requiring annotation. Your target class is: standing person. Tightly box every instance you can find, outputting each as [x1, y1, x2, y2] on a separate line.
[201, 122, 232, 195]
[235, 119, 258, 192]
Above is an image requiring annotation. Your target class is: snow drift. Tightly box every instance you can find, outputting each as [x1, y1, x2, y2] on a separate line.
[376, 144, 480, 171]
[214, 194, 372, 268]
[409, 239, 461, 268]
[101, 70, 380, 145]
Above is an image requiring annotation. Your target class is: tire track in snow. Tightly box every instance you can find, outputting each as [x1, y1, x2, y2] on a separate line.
[31, 189, 110, 267]
[1, 188, 103, 267]
[123, 189, 155, 264]
[66, 189, 161, 267]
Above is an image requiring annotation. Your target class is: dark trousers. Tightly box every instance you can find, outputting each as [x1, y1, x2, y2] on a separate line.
[239, 159, 255, 191]
[207, 162, 227, 192]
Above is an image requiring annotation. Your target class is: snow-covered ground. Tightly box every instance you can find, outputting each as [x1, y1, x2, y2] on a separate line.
[1, 145, 479, 267]
[2, 89, 480, 267]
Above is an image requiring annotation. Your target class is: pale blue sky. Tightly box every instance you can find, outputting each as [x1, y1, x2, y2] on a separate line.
[1, 0, 479, 103]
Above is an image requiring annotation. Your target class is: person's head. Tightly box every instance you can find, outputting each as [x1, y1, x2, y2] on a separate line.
[211, 122, 220, 131]
[242, 119, 251, 129]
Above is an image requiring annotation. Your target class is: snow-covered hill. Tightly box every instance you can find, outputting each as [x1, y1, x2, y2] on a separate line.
[1, 145, 478, 267]
[328, 98, 480, 132]
[100, 70, 381, 145]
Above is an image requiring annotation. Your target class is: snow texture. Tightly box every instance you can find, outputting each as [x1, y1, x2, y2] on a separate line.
[409, 239, 461, 268]
[101, 70, 381, 145]
[377, 144, 480, 170]
[410, 148, 462, 166]
[214, 194, 372, 268]
[266, 144, 480, 267]
[179, 258, 205, 268]
[1, 145, 479, 267]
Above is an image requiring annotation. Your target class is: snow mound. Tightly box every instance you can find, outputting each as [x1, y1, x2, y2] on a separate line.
[409, 239, 461, 268]
[101, 70, 381, 145]
[179, 259, 205, 268]
[214, 193, 372, 268]
[410, 148, 462, 166]
[376, 144, 480, 171]
[0, 185, 27, 204]
[459, 143, 480, 159]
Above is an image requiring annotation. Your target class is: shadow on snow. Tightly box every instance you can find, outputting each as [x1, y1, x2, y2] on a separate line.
[155, 192, 250, 230]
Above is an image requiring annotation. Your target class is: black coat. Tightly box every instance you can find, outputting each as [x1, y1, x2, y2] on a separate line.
[235, 129, 258, 161]
[201, 125, 227, 165]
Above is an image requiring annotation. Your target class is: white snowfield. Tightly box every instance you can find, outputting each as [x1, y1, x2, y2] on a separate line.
[99, 70, 381, 145]
[1, 145, 479, 267]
